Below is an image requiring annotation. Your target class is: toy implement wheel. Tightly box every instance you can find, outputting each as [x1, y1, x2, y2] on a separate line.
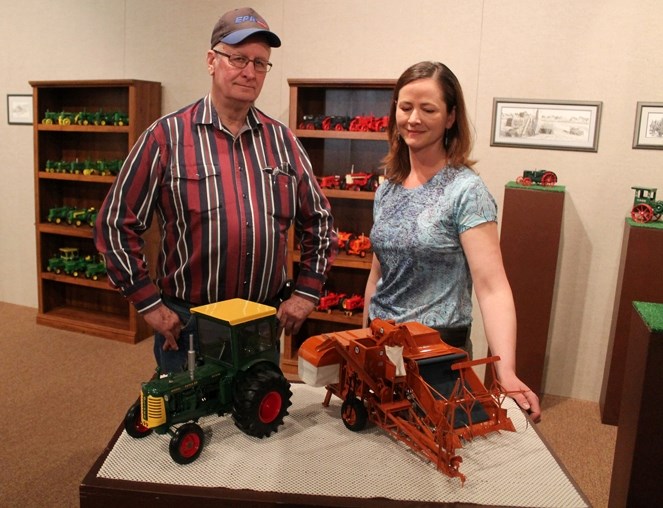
[631, 204, 654, 223]
[169, 422, 204, 464]
[124, 402, 152, 439]
[341, 397, 368, 431]
[540, 171, 557, 186]
[233, 365, 292, 438]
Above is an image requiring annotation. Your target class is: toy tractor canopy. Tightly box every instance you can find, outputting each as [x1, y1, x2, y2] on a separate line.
[191, 299, 279, 369]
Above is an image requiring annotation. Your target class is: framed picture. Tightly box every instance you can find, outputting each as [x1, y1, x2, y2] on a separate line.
[633, 102, 663, 149]
[491, 98, 602, 152]
[7, 94, 33, 125]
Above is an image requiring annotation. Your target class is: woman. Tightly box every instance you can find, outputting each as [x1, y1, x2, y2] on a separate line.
[364, 61, 541, 421]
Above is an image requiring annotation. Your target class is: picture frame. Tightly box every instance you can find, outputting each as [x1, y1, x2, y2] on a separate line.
[7, 94, 33, 125]
[491, 98, 602, 152]
[632, 102, 663, 149]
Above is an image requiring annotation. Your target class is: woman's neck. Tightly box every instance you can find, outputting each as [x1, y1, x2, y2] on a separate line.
[404, 148, 448, 188]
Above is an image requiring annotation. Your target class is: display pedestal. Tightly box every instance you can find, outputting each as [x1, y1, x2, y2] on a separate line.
[486, 183, 564, 395]
[600, 219, 663, 425]
[609, 302, 663, 508]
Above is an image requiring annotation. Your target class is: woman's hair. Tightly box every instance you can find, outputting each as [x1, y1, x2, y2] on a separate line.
[382, 61, 476, 183]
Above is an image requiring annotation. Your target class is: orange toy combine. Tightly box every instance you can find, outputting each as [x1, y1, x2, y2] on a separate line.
[298, 319, 516, 484]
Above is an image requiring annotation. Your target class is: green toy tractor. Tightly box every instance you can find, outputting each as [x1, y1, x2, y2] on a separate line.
[123, 299, 292, 464]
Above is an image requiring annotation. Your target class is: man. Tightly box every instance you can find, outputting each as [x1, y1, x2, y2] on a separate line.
[94, 7, 338, 373]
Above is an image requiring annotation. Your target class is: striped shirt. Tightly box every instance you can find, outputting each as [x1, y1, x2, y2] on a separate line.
[94, 95, 338, 313]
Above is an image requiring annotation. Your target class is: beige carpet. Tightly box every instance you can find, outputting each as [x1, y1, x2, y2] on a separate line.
[0, 302, 616, 507]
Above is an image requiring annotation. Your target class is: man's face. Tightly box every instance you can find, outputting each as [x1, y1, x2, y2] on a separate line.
[208, 37, 271, 105]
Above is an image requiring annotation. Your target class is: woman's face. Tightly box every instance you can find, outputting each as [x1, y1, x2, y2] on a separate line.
[395, 78, 456, 154]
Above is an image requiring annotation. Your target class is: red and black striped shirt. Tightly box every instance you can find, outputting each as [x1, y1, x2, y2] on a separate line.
[95, 95, 337, 313]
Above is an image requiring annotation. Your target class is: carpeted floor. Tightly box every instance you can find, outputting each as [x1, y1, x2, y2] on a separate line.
[0, 302, 616, 507]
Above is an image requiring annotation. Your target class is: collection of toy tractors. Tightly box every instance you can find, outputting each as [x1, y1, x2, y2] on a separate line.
[46, 247, 107, 280]
[316, 291, 365, 315]
[124, 299, 292, 464]
[42, 109, 129, 126]
[44, 158, 123, 177]
[299, 114, 388, 133]
[515, 169, 558, 186]
[317, 171, 384, 192]
[630, 186, 663, 223]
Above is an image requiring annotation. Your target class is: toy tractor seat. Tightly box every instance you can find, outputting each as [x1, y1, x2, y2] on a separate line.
[416, 354, 490, 428]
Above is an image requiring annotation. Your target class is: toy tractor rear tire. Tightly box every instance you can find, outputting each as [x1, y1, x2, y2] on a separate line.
[124, 402, 153, 439]
[631, 203, 654, 223]
[233, 366, 292, 438]
[341, 397, 368, 431]
[169, 422, 205, 464]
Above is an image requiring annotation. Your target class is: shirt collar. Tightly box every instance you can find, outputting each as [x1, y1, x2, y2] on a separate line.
[196, 94, 262, 133]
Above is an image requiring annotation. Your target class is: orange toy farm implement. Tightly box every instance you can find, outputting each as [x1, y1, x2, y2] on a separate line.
[298, 319, 516, 483]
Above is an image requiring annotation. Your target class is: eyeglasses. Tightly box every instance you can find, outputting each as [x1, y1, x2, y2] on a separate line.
[212, 49, 273, 73]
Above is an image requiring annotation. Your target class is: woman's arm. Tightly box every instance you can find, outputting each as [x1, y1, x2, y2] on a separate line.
[460, 221, 542, 422]
[363, 255, 382, 328]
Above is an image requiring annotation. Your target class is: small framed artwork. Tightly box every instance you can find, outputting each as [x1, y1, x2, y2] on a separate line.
[7, 94, 33, 125]
[633, 102, 663, 149]
[491, 98, 602, 152]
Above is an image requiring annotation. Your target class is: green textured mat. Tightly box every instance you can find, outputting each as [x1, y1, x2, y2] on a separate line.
[627, 218, 663, 230]
[505, 181, 566, 193]
[634, 301, 663, 333]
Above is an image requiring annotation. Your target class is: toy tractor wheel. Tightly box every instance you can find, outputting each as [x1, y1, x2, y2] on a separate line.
[631, 203, 654, 223]
[341, 397, 368, 432]
[169, 422, 204, 464]
[540, 171, 557, 186]
[124, 402, 153, 439]
[233, 365, 292, 438]
[366, 175, 380, 191]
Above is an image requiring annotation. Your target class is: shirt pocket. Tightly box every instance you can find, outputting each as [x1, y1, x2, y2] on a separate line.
[169, 162, 222, 214]
[263, 169, 296, 221]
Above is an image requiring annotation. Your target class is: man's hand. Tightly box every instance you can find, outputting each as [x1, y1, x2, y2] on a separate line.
[276, 294, 315, 336]
[143, 304, 182, 351]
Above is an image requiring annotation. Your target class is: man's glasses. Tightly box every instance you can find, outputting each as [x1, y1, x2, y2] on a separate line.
[212, 49, 273, 73]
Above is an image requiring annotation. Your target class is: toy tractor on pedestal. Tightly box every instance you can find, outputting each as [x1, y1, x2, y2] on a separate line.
[515, 169, 558, 187]
[124, 299, 292, 464]
[631, 186, 663, 223]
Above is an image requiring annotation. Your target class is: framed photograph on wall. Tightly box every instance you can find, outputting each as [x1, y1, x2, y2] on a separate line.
[7, 94, 33, 125]
[491, 98, 602, 152]
[633, 102, 663, 149]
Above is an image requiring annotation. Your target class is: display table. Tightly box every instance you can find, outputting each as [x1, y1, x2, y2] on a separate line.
[81, 384, 588, 507]
[600, 219, 663, 425]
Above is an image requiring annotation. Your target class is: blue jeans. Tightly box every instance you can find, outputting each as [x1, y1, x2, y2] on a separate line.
[153, 296, 198, 374]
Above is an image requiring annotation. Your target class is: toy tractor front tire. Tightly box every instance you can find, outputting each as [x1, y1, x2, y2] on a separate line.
[124, 402, 153, 439]
[233, 366, 292, 438]
[341, 397, 368, 431]
[169, 422, 205, 464]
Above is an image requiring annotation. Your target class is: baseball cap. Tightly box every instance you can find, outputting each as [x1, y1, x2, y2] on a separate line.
[210, 7, 281, 48]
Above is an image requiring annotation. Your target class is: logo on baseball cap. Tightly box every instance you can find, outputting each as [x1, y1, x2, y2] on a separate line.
[210, 7, 281, 48]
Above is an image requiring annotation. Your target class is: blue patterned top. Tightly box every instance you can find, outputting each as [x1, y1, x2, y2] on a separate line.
[368, 166, 497, 328]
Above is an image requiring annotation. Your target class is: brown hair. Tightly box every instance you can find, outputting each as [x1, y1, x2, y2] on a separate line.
[382, 61, 476, 183]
